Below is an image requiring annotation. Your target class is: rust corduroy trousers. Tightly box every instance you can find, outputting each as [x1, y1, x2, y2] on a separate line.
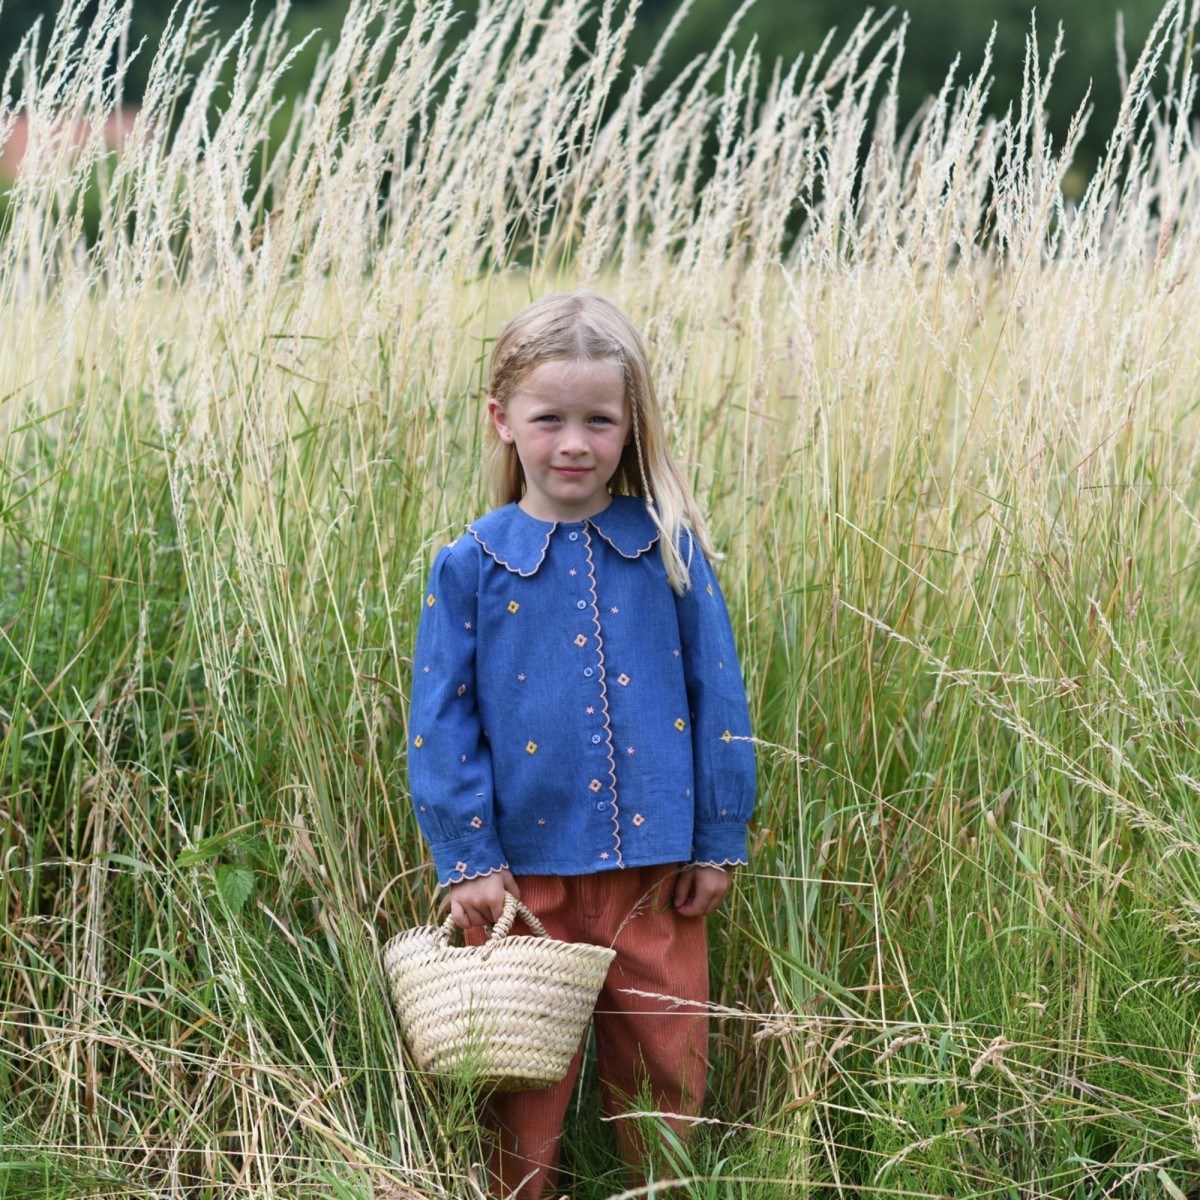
[467, 866, 709, 1199]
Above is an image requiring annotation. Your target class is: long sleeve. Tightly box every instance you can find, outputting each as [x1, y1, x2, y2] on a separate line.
[408, 542, 508, 885]
[674, 537, 757, 866]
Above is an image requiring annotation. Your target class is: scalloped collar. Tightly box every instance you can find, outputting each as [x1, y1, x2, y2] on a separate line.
[468, 497, 660, 576]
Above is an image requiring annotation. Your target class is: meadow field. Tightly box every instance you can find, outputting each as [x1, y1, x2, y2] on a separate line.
[2, 0, 1200, 1195]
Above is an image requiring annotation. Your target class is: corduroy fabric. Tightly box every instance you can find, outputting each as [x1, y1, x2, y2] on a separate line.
[467, 867, 709, 1199]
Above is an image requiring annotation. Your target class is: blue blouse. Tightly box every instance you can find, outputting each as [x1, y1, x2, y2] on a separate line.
[408, 497, 756, 886]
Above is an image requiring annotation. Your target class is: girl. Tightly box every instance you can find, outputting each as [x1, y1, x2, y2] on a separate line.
[408, 291, 756, 1198]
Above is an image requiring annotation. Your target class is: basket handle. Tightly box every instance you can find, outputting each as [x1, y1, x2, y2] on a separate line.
[437, 890, 548, 947]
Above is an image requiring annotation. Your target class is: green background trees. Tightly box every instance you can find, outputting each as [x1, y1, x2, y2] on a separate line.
[1, 0, 1168, 173]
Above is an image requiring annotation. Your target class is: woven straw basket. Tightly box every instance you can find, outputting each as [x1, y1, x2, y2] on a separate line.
[383, 892, 616, 1091]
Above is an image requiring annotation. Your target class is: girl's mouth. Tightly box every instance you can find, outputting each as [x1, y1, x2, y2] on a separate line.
[554, 467, 591, 477]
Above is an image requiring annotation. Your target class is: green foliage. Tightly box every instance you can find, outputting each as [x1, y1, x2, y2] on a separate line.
[3, 0, 1200, 1196]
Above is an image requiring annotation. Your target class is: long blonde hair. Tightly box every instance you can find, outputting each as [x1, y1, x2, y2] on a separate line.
[484, 291, 713, 593]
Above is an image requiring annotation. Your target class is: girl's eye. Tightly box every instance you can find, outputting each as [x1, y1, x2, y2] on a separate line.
[589, 416, 613, 425]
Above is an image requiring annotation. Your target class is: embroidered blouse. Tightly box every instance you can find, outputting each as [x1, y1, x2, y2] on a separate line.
[408, 497, 756, 886]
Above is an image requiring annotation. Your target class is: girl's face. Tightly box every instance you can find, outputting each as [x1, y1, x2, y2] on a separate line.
[488, 357, 631, 523]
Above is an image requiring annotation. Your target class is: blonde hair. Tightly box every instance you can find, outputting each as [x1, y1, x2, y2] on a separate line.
[485, 291, 713, 593]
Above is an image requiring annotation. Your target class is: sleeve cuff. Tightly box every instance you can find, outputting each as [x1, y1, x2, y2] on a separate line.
[428, 830, 509, 887]
[690, 822, 749, 868]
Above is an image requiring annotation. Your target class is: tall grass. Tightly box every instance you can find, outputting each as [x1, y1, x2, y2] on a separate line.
[2, 0, 1200, 1195]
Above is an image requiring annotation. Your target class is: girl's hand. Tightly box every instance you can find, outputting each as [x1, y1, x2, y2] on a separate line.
[449, 870, 521, 928]
[672, 865, 731, 917]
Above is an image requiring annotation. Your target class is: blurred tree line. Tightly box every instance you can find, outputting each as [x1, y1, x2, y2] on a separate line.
[0, 0, 1174, 179]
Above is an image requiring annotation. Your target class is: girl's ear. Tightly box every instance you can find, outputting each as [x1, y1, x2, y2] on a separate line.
[488, 396, 514, 443]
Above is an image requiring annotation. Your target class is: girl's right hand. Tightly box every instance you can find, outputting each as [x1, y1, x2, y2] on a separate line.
[449, 869, 521, 928]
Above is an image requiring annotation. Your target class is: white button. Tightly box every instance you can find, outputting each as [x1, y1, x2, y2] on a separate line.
[568, 532, 579, 541]
[591, 734, 602, 744]
[584, 668, 594, 678]
[595, 802, 606, 811]
[576, 600, 586, 609]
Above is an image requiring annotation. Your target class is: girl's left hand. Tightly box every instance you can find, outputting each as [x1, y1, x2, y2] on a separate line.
[672, 865, 731, 917]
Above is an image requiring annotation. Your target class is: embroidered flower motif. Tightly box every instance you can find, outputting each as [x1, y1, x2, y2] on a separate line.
[470, 816, 483, 829]
[422, 666, 430, 673]
[518, 673, 526, 682]
[569, 568, 578, 576]
[674, 718, 686, 731]
[538, 818, 546, 826]
[460, 754, 467, 762]
[413, 735, 424, 748]
[507, 600, 520, 613]
[600, 851, 610, 860]
[720, 808, 728, 817]
[586, 706, 595, 715]
[526, 741, 538, 754]
[455, 861, 468, 875]
[574, 634, 588, 648]
[706, 584, 713, 596]
[589, 779, 602, 792]
[464, 621, 472, 630]
[722, 730, 733, 743]
[610, 606, 619, 614]
[426, 594, 436, 607]
[673, 648, 681, 657]
[632, 814, 645, 827]
[419, 804, 427, 812]
[626, 746, 635, 755]
[719, 661, 725, 669]
[457, 684, 467, 696]
[617, 673, 630, 687]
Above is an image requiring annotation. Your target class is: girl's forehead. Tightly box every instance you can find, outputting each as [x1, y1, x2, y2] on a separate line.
[515, 357, 625, 401]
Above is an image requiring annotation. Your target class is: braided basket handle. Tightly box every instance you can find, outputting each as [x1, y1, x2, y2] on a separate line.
[437, 890, 548, 947]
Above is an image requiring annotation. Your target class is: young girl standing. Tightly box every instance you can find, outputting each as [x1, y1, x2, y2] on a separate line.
[408, 292, 756, 1198]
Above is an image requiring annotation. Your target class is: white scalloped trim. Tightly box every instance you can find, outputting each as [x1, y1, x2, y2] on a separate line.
[469, 522, 554, 577]
[589, 519, 659, 559]
[443, 862, 510, 885]
[688, 858, 746, 870]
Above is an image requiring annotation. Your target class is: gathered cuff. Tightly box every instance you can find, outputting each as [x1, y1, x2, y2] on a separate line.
[690, 822, 749, 868]
[429, 829, 508, 887]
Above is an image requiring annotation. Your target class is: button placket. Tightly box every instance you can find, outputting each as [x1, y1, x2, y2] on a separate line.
[575, 525, 622, 866]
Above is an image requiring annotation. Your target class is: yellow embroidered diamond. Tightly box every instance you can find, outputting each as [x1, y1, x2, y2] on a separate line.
[413, 735, 424, 748]
[526, 741, 538, 755]
[507, 600, 520, 613]
[426, 594, 436, 607]
[674, 718, 686, 731]
[589, 779, 602, 792]
[722, 730, 733, 743]
[574, 634, 588, 648]
[457, 684, 467, 696]
[706, 584, 713, 596]
[455, 861, 468, 874]
[470, 816, 483, 829]
[617, 673, 630, 687]
[633, 814, 645, 827]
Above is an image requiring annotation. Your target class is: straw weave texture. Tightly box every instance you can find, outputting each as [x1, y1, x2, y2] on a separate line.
[383, 893, 616, 1091]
